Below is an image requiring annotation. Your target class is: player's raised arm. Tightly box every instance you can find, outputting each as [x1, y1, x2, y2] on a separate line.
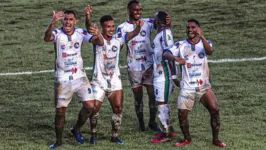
[44, 11, 64, 42]
[85, 5, 93, 31]
[197, 27, 213, 55]
[125, 20, 144, 41]
[89, 24, 104, 46]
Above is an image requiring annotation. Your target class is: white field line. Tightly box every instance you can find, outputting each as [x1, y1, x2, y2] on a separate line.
[1, 57, 266, 76]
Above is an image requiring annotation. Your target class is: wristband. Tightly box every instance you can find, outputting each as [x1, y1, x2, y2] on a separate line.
[171, 75, 177, 79]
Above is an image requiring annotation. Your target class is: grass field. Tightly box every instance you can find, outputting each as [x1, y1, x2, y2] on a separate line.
[1, 0, 266, 149]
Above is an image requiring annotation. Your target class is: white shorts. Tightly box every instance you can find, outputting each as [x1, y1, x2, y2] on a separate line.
[128, 66, 153, 88]
[153, 80, 174, 103]
[92, 79, 122, 102]
[177, 86, 211, 110]
[55, 76, 94, 108]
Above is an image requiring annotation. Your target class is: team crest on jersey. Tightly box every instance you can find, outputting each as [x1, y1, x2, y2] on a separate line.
[140, 30, 146, 36]
[112, 45, 118, 52]
[198, 52, 205, 59]
[61, 45, 66, 50]
[74, 42, 79, 48]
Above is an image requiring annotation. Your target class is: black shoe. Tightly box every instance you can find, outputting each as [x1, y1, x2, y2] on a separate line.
[148, 122, 162, 132]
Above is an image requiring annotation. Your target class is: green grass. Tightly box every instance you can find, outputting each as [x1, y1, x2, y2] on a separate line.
[1, 0, 266, 149]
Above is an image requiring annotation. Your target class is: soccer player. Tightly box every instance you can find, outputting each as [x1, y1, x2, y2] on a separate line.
[83, 6, 143, 144]
[164, 19, 226, 148]
[117, 0, 171, 132]
[44, 9, 104, 149]
[150, 11, 185, 143]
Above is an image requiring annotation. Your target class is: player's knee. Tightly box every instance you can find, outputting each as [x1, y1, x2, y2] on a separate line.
[114, 106, 123, 114]
[56, 108, 67, 115]
[132, 86, 142, 93]
[178, 110, 187, 121]
[209, 106, 220, 115]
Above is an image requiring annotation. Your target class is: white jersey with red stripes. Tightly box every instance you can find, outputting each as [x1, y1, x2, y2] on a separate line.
[117, 18, 154, 71]
[90, 34, 126, 90]
[52, 27, 94, 82]
[169, 39, 213, 90]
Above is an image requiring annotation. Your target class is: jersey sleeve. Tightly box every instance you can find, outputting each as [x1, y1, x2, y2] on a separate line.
[81, 29, 94, 43]
[142, 18, 154, 31]
[52, 29, 60, 42]
[152, 41, 163, 65]
[115, 33, 127, 45]
[161, 29, 174, 50]
[168, 42, 180, 56]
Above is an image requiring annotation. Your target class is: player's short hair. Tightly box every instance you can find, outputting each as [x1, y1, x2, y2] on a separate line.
[187, 19, 200, 27]
[100, 15, 114, 26]
[155, 11, 168, 25]
[64, 10, 76, 18]
[127, 0, 139, 9]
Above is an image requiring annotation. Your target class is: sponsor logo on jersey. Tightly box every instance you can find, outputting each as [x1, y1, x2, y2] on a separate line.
[112, 45, 118, 52]
[197, 79, 203, 85]
[74, 42, 79, 48]
[104, 65, 116, 70]
[107, 55, 117, 60]
[103, 54, 107, 60]
[64, 61, 77, 66]
[191, 63, 202, 67]
[132, 40, 145, 46]
[198, 52, 205, 59]
[62, 52, 78, 58]
[187, 63, 191, 68]
[140, 30, 146, 36]
[189, 73, 201, 77]
[72, 68, 78, 74]
[61, 45, 66, 50]
[134, 49, 146, 54]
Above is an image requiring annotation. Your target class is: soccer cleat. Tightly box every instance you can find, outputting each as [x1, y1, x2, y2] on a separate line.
[151, 137, 171, 143]
[70, 127, 84, 144]
[155, 132, 176, 139]
[174, 140, 192, 147]
[111, 137, 125, 145]
[148, 122, 162, 132]
[49, 142, 62, 149]
[88, 136, 97, 144]
[213, 139, 226, 148]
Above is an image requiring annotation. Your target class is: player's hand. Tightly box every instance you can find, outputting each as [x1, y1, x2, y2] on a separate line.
[175, 56, 186, 65]
[173, 79, 180, 87]
[166, 15, 172, 27]
[85, 5, 93, 19]
[51, 11, 64, 25]
[135, 20, 144, 27]
[196, 27, 203, 38]
[89, 24, 100, 36]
